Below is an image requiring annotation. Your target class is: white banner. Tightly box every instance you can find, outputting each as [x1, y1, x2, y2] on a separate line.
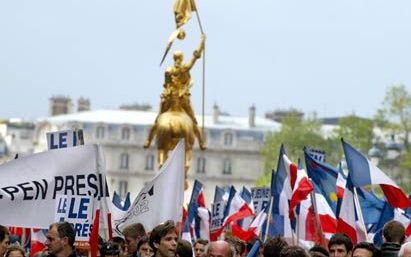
[114, 141, 185, 233]
[210, 201, 225, 232]
[0, 145, 107, 241]
[251, 187, 270, 213]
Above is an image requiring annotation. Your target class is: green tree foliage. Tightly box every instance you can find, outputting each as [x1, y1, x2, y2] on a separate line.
[333, 115, 374, 154]
[375, 85, 411, 183]
[400, 151, 411, 192]
[257, 111, 332, 186]
[377, 84, 411, 150]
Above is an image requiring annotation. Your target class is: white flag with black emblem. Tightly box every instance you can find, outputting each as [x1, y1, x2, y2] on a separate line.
[114, 140, 185, 233]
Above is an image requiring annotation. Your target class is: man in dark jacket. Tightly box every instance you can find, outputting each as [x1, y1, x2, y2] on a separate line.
[381, 220, 405, 257]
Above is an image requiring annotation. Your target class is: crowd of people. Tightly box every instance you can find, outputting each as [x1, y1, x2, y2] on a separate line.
[0, 220, 410, 257]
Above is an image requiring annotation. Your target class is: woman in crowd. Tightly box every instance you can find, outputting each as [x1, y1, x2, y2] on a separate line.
[4, 246, 25, 257]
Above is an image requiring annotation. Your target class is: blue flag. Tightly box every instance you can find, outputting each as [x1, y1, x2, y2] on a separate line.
[304, 147, 339, 214]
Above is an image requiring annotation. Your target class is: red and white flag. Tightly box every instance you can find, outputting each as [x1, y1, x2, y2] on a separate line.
[282, 155, 313, 219]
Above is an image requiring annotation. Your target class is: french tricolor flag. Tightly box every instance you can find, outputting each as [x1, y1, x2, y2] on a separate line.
[308, 182, 337, 240]
[232, 206, 267, 241]
[283, 155, 313, 219]
[342, 139, 411, 209]
[210, 186, 254, 240]
[184, 180, 210, 241]
[336, 178, 358, 244]
[31, 229, 48, 256]
[223, 187, 255, 226]
[269, 144, 293, 238]
[295, 164, 336, 246]
[239, 187, 254, 230]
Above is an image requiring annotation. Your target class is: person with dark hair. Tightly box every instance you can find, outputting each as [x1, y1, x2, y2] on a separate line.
[0, 225, 10, 257]
[352, 242, 380, 257]
[100, 241, 120, 257]
[194, 239, 209, 257]
[123, 223, 146, 257]
[328, 234, 353, 257]
[263, 237, 288, 257]
[225, 237, 246, 257]
[149, 221, 178, 257]
[309, 246, 329, 257]
[381, 221, 405, 257]
[45, 222, 78, 257]
[112, 237, 127, 257]
[137, 237, 154, 257]
[280, 246, 310, 257]
[310, 252, 328, 257]
[207, 241, 234, 257]
[176, 239, 193, 257]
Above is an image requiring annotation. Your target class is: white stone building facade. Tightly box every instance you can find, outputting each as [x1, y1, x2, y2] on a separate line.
[33, 107, 281, 205]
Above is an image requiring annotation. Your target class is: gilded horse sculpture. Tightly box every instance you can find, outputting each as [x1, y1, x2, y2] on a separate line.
[144, 34, 206, 189]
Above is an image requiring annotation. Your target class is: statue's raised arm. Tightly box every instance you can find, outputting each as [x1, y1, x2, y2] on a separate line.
[186, 33, 206, 69]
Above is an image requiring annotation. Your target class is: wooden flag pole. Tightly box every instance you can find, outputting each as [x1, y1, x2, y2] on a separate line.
[309, 189, 326, 247]
[353, 187, 369, 242]
[263, 196, 274, 242]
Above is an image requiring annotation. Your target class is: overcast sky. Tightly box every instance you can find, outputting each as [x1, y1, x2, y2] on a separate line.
[1, 0, 410, 120]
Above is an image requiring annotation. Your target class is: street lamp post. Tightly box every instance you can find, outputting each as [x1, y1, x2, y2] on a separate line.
[368, 134, 402, 184]
[368, 143, 382, 167]
[385, 134, 402, 183]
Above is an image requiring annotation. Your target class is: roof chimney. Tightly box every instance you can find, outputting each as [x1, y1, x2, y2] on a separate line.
[77, 97, 90, 112]
[249, 105, 256, 127]
[49, 96, 72, 116]
[213, 103, 219, 124]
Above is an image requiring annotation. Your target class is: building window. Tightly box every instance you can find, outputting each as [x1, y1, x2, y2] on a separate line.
[20, 132, 31, 140]
[120, 153, 129, 169]
[145, 154, 155, 170]
[96, 126, 105, 139]
[121, 127, 131, 140]
[71, 123, 81, 130]
[224, 132, 233, 146]
[119, 180, 128, 199]
[223, 159, 232, 174]
[197, 157, 206, 174]
[0, 142, 6, 156]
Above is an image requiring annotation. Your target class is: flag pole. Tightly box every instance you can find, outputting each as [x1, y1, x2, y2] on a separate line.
[201, 47, 205, 137]
[353, 187, 368, 242]
[295, 212, 300, 246]
[192, 0, 206, 137]
[309, 190, 326, 247]
[263, 196, 274, 242]
[193, 0, 204, 34]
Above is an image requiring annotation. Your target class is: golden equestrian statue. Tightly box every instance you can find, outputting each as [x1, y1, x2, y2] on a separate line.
[144, 34, 206, 189]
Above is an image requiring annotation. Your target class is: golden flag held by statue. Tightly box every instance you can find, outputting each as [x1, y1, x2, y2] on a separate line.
[160, 0, 199, 65]
[174, 0, 197, 28]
